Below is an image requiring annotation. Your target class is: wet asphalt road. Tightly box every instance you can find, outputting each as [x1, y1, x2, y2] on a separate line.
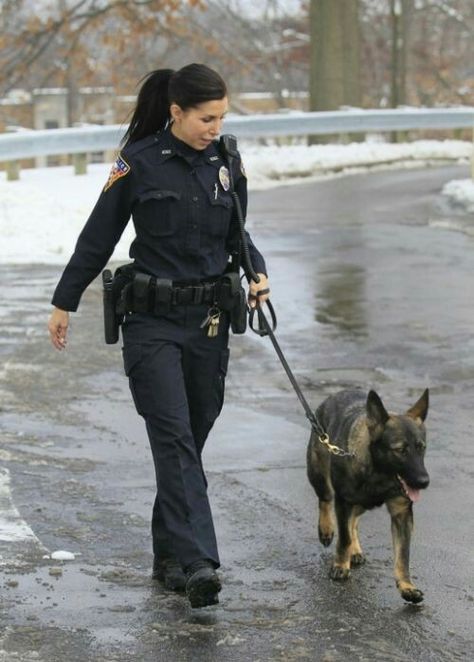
[0, 164, 473, 661]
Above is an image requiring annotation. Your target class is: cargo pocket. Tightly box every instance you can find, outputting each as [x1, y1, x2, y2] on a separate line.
[134, 190, 181, 236]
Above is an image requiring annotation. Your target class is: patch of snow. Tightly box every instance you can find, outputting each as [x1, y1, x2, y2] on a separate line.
[441, 178, 474, 212]
[51, 550, 75, 561]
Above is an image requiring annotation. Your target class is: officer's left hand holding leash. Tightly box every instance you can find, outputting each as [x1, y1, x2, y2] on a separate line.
[48, 307, 70, 351]
[248, 273, 270, 309]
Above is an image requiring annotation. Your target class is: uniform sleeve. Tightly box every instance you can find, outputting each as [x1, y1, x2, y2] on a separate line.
[51, 162, 134, 312]
[234, 158, 267, 277]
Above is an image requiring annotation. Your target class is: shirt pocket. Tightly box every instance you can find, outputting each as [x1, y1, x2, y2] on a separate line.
[133, 190, 181, 237]
[205, 192, 233, 237]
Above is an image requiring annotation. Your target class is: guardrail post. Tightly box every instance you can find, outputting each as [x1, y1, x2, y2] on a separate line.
[5, 127, 21, 180]
[6, 160, 20, 181]
[73, 153, 87, 175]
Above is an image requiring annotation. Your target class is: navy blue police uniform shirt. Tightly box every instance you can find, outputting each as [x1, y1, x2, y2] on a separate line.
[52, 127, 267, 312]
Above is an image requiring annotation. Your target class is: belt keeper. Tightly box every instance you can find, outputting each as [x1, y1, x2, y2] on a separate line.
[193, 285, 204, 304]
[204, 283, 215, 304]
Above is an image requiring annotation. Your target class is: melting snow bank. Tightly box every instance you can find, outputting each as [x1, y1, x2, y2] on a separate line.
[0, 139, 471, 264]
[242, 138, 471, 189]
[441, 178, 474, 212]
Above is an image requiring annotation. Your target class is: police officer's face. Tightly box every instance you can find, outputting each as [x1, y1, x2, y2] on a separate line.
[170, 97, 228, 150]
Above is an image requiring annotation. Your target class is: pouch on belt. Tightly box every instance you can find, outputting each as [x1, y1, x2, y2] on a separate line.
[217, 271, 247, 335]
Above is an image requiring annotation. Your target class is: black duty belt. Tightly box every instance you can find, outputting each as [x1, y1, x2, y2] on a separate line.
[119, 272, 220, 315]
[171, 282, 217, 305]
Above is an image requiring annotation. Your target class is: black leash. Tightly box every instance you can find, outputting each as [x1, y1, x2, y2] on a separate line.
[249, 302, 355, 458]
[217, 134, 352, 457]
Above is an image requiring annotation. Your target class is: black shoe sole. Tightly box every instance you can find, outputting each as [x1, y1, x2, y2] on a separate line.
[186, 573, 221, 608]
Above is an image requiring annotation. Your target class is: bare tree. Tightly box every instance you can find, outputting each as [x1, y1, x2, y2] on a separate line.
[310, 0, 361, 111]
[0, 0, 206, 104]
[360, 0, 474, 108]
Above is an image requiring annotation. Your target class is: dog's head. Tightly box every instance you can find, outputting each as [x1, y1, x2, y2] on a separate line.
[366, 389, 430, 502]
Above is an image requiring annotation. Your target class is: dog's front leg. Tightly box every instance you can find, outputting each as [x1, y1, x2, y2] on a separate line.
[330, 497, 352, 580]
[386, 497, 424, 603]
[349, 506, 366, 567]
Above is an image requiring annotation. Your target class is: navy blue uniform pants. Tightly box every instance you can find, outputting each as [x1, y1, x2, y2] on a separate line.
[121, 306, 229, 570]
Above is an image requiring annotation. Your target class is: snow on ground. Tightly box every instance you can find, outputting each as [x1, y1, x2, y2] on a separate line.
[441, 178, 474, 212]
[0, 139, 472, 265]
[241, 138, 470, 188]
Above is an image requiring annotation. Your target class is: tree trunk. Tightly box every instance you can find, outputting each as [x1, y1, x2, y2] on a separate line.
[342, 0, 361, 108]
[310, 0, 361, 143]
[390, 0, 414, 141]
[390, 0, 400, 109]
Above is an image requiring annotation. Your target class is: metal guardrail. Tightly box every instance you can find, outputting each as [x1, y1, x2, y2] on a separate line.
[1, 108, 473, 180]
[226, 107, 474, 137]
[0, 125, 125, 160]
[1, 108, 474, 161]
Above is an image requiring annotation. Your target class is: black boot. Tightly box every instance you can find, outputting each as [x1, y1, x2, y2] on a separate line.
[152, 557, 186, 592]
[185, 560, 221, 608]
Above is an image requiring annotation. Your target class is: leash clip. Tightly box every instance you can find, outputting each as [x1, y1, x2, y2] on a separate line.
[318, 432, 356, 458]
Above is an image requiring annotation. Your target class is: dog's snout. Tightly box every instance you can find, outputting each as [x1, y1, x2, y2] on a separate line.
[417, 474, 430, 490]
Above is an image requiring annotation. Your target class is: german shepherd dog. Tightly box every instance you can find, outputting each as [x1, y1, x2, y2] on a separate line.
[306, 389, 429, 603]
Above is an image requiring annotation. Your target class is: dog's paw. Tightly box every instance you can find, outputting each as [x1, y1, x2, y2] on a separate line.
[350, 553, 366, 567]
[401, 587, 424, 604]
[318, 526, 334, 547]
[329, 564, 351, 581]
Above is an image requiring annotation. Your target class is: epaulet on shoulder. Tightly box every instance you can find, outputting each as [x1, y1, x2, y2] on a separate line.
[121, 133, 159, 159]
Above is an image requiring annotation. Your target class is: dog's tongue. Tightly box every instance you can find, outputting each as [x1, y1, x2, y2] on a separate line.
[400, 477, 421, 502]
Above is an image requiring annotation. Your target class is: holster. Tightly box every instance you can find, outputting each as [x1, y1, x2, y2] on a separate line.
[217, 271, 247, 335]
[102, 270, 119, 344]
[102, 263, 135, 344]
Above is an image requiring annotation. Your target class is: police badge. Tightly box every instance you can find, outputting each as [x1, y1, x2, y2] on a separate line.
[218, 165, 230, 191]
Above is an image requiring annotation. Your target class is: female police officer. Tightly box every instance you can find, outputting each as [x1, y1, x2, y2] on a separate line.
[48, 64, 269, 608]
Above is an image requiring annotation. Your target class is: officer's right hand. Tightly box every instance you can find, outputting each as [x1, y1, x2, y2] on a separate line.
[48, 307, 70, 351]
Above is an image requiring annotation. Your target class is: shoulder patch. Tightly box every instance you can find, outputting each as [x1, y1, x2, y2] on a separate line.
[104, 154, 130, 192]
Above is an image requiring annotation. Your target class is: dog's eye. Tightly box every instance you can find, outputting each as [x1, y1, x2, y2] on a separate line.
[394, 446, 409, 456]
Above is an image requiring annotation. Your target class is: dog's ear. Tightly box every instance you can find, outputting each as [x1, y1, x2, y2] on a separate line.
[366, 390, 389, 427]
[406, 388, 429, 422]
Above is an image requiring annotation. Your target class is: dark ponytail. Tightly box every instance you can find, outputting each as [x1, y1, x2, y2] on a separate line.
[123, 63, 227, 146]
[122, 68, 174, 146]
